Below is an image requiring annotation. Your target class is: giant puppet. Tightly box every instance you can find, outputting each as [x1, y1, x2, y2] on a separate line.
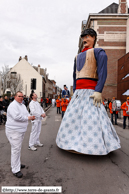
[56, 28, 121, 155]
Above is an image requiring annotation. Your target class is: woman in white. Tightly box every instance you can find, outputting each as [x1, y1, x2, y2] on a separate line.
[28, 92, 46, 151]
[5, 91, 35, 178]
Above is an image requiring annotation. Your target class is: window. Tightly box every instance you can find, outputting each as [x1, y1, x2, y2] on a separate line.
[7, 81, 10, 88]
[31, 79, 36, 90]
[11, 72, 17, 79]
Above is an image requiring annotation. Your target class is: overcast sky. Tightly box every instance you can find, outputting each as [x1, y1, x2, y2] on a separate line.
[0, 0, 129, 90]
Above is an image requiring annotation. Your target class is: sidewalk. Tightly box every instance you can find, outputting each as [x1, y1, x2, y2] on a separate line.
[44, 104, 52, 112]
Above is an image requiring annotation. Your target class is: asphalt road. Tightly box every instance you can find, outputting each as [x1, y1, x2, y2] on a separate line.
[0, 107, 129, 194]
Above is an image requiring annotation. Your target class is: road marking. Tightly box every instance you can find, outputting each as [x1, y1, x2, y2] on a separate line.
[55, 115, 61, 121]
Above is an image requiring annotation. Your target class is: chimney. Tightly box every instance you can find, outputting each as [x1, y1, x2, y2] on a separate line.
[118, 0, 128, 14]
[19, 56, 22, 61]
[24, 55, 28, 61]
[38, 64, 40, 74]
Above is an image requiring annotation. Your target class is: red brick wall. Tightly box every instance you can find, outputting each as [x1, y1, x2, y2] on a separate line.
[118, 53, 129, 103]
[97, 40, 126, 47]
[98, 27, 126, 34]
[121, 0, 126, 14]
[97, 22, 126, 99]
[102, 49, 126, 99]
[98, 20, 126, 25]
[102, 86, 117, 100]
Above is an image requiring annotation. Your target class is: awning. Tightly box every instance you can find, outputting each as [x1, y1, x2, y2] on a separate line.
[122, 89, 129, 95]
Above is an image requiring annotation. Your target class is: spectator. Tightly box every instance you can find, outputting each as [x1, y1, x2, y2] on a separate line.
[61, 98, 68, 118]
[109, 97, 118, 125]
[5, 91, 35, 178]
[46, 97, 49, 107]
[56, 97, 61, 114]
[41, 97, 44, 107]
[121, 97, 129, 129]
[9, 95, 14, 102]
[3, 96, 9, 112]
[23, 95, 28, 107]
[52, 98, 56, 107]
[103, 98, 108, 111]
[62, 85, 70, 100]
[28, 92, 46, 151]
[0, 97, 5, 125]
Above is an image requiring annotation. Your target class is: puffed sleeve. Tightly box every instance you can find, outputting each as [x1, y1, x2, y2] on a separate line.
[94, 48, 107, 93]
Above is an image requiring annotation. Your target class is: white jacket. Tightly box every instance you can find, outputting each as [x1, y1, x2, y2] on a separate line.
[6, 100, 30, 132]
[29, 100, 45, 121]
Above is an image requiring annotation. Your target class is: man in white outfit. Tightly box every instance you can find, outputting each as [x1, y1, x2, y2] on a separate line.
[52, 98, 55, 107]
[28, 92, 46, 151]
[5, 91, 35, 178]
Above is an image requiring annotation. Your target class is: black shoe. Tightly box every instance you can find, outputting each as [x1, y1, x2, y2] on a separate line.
[21, 164, 25, 169]
[115, 123, 118, 125]
[13, 171, 23, 178]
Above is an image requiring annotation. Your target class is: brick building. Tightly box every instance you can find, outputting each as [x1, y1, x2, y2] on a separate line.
[51, 80, 56, 98]
[118, 53, 129, 103]
[78, 0, 129, 100]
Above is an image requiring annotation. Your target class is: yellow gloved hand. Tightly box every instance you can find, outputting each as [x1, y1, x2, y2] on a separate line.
[90, 92, 102, 108]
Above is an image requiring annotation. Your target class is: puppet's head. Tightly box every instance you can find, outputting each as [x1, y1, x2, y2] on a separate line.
[81, 28, 97, 48]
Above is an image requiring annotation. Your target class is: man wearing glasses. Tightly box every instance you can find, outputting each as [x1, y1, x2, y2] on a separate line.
[5, 91, 35, 178]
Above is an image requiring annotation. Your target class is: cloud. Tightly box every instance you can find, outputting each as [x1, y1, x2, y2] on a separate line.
[0, 0, 124, 90]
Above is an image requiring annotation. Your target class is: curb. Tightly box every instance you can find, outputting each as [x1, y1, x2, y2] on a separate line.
[45, 105, 52, 112]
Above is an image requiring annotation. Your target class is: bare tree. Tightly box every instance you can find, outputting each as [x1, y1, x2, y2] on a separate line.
[0, 64, 10, 94]
[9, 74, 23, 95]
[0, 65, 23, 95]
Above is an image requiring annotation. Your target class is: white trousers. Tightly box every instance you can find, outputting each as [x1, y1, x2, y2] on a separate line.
[29, 120, 42, 147]
[6, 130, 25, 173]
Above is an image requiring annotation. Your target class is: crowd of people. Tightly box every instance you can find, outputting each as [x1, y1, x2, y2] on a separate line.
[52, 85, 71, 118]
[0, 95, 52, 126]
[41, 97, 52, 108]
[102, 97, 129, 129]
[0, 96, 12, 125]
[0, 95, 31, 125]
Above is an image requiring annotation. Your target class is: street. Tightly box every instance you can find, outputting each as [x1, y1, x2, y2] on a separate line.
[0, 106, 129, 194]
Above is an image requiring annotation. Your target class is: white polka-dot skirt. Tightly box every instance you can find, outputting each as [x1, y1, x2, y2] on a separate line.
[56, 89, 121, 155]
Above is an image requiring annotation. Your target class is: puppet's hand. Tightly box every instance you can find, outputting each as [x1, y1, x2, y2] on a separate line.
[90, 92, 102, 108]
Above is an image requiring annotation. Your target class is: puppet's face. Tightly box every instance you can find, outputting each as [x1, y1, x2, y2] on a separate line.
[82, 35, 95, 48]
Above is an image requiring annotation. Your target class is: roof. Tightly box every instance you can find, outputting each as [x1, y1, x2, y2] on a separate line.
[99, 2, 129, 14]
[33, 66, 45, 77]
[99, 3, 119, 13]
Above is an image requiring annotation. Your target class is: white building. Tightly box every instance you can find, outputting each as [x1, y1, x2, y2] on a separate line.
[7, 56, 44, 101]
